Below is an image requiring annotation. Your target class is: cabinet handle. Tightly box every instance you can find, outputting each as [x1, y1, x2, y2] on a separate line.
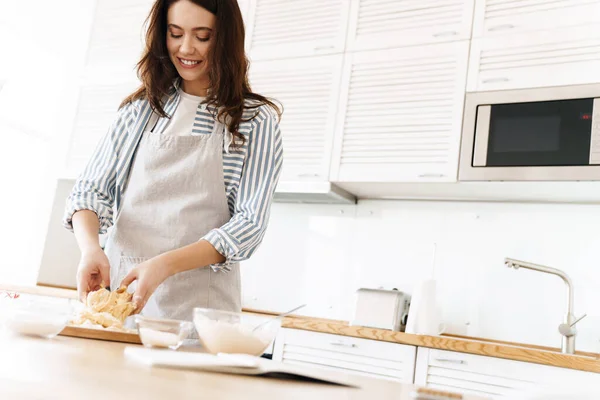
[419, 173, 446, 178]
[434, 358, 466, 365]
[482, 77, 509, 84]
[297, 173, 321, 178]
[330, 341, 357, 348]
[314, 45, 335, 52]
[488, 24, 515, 32]
[433, 31, 458, 37]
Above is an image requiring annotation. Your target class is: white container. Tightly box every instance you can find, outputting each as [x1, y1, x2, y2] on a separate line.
[193, 308, 280, 356]
[1, 295, 73, 338]
[135, 315, 193, 350]
[405, 279, 445, 336]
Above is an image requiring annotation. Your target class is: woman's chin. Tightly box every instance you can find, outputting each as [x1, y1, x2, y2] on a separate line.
[177, 70, 207, 84]
[178, 71, 200, 81]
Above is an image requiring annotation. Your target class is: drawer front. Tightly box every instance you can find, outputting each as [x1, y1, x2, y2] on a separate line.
[424, 349, 600, 398]
[276, 328, 416, 382]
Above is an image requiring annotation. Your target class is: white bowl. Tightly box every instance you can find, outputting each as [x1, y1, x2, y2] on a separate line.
[135, 315, 193, 350]
[1, 296, 73, 338]
[193, 308, 280, 356]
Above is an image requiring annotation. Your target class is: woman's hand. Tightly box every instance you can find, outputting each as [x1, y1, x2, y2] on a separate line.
[76, 247, 111, 303]
[120, 257, 171, 312]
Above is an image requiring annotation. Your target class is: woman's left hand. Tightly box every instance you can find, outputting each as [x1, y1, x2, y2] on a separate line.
[120, 257, 171, 312]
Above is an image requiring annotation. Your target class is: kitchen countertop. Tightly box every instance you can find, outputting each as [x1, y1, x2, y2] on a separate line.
[279, 315, 600, 374]
[3, 283, 600, 374]
[0, 332, 488, 400]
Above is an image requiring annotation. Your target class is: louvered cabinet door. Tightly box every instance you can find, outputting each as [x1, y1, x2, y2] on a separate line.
[467, 24, 600, 92]
[84, 0, 154, 76]
[246, 0, 350, 61]
[331, 42, 470, 183]
[66, 81, 140, 177]
[346, 0, 475, 51]
[237, 0, 251, 22]
[414, 348, 600, 399]
[472, 0, 600, 38]
[273, 328, 417, 383]
[249, 55, 343, 182]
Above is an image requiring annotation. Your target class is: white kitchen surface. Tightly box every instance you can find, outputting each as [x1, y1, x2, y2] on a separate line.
[242, 200, 600, 353]
[2, 0, 600, 361]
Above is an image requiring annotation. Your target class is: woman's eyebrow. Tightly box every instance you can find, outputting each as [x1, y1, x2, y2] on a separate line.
[168, 23, 212, 32]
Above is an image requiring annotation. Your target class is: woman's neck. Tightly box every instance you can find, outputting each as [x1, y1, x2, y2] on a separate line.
[181, 80, 210, 97]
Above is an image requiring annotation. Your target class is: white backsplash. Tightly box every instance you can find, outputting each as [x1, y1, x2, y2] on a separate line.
[241, 199, 600, 353]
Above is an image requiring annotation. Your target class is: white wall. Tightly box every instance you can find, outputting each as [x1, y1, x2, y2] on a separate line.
[3, 0, 599, 356]
[242, 200, 600, 353]
[0, 0, 96, 284]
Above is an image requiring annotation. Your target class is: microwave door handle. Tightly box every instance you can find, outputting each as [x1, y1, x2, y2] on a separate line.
[473, 105, 491, 167]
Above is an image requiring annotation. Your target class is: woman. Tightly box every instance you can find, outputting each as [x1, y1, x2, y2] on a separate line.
[63, 0, 283, 321]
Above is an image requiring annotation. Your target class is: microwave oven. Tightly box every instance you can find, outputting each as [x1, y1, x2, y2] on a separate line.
[459, 83, 600, 181]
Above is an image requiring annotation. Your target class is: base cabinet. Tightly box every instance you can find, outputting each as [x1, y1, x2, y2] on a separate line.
[272, 328, 416, 383]
[414, 348, 600, 399]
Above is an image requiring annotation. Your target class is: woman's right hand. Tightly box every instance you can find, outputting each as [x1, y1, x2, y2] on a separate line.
[76, 247, 111, 303]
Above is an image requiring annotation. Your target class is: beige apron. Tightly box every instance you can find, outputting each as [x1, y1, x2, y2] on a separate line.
[104, 112, 241, 321]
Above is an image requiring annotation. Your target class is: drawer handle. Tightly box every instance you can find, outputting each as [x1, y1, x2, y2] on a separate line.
[488, 24, 515, 32]
[330, 341, 357, 348]
[433, 30, 458, 37]
[434, 357, 466, 365]
[482, 77, 509, 84]
[419, 173, 446, 178]
[297, 173, 321, 178]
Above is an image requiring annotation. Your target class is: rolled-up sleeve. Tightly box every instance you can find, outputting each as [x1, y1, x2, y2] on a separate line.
[202, 110, 283, 271]
[62, 103, 138, 234]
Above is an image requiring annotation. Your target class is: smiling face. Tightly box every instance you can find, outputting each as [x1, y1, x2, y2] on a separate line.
[166, 0, 216, 96]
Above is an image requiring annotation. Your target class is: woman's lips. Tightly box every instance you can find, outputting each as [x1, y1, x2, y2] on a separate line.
[178, 57, 202, 69]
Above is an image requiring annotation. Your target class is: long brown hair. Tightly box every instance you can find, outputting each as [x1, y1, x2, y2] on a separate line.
[121, 0, 281, 145]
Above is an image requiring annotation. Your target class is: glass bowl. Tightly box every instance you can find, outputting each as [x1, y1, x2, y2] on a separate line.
[1, 295, 73, 339]
[193, 308, 280, 356]
[135, 315, 193, 350]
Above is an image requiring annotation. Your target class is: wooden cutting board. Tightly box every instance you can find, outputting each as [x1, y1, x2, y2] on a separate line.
[60, 325, 142, 344]
[0, 284, 141, 344]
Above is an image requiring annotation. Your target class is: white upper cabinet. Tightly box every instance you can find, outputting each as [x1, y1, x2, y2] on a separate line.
[331, 41, 470, 183]
[86, 0, 251, 75]
[249, 55, 344, 182]
[467, 24, 600, 92]
[346, 0, 476, 51]
[237, 0, 252, 23]
[83, 0, 154, 76]
[66, 81, 140, 177]
[246, 0, 350, 61]
[472, 0, 600, 38]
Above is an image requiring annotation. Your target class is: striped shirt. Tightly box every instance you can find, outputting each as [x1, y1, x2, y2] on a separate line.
[63, 86, 283, 272]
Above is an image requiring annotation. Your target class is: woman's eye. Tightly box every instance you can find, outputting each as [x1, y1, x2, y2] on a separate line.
[170, 33, 183, 39]
[197, 37, 210, 42]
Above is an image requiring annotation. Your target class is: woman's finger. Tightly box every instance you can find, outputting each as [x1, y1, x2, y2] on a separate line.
[120, 268, 138, 289]
[76, 271, 89, 303]
[132, 285, 148, 312]
[99, 262, 111, 289]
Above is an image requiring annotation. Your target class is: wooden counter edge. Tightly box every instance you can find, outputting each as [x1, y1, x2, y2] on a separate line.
[281, 317, 600, 374]
[4, 283, 599, 373]
[0, 283, 78, 299]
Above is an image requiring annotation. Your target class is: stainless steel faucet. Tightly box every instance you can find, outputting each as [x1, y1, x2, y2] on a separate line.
[504, 257, 586, 355]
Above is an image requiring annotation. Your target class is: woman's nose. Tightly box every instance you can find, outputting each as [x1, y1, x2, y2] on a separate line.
[180, 36, 194, 55]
